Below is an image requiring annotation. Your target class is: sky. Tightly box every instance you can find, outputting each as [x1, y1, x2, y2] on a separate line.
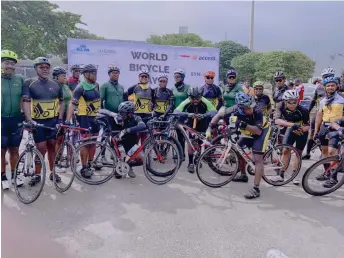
[53, 0, 344, 75]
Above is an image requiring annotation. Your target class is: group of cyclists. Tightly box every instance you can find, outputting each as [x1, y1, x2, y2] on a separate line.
[2, 48, 344, 200]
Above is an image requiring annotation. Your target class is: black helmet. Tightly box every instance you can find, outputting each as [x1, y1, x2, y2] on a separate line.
[52, 66, 67, 77]
[81, 64, 97, 74]
[187, 87, 204, 99]
[274, 71, 286, 79]
[70, 64, 81, 71]
[33, 57, 50, 68]
[118, 101, 134, 114]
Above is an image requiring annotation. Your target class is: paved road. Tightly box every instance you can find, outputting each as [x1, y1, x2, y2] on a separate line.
[2, 149, 344, 258]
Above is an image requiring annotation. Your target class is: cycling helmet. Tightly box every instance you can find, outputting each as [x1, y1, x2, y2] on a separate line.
[70, 64, 81, 71]
[282, 90, 299, 100]
[274, 71, 286, 79]
[52, 66, 67, 77]
[81, 64, 97, 74]
[204, 71, 216, 77]
[158, 74, 168, 81]
[321, 67, 335, 78]
[253, 81, 264, 88]
[1, 50, 18, 63]
[174, 69, 185, 78]
[139, 69, 149, 77]
[322, 77, 339, 86]
[108, 65, 120, 74]
[235, 92, 255, 108]
[187, 87, 204, 99]
[226, 69, 237, 77]
[294, 78, 302, 83]
[118, 101, 134, 114]
[312, 77, 322, 85]
[33, 57, 50, 68]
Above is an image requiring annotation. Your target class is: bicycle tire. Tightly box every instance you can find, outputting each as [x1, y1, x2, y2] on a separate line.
[14, 148, 46, 204]
[196, 144, 239, 188]
[73, 141, 117, 185]
[53, 141, 76, 193]
[302, 156, 344, 196]
[262, 144, 301, 186]
[143, 140, 181, 185]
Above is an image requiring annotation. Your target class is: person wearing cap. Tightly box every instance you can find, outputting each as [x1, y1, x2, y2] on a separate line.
[100, 65, 125, 113]
[294, 78, 304, 104]
[22, 57, 65, 185]
[1, 50, 25, 190]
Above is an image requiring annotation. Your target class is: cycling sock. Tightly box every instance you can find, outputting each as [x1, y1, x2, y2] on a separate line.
[1, 173, 6, 181]
[280, 172, 284, 178]
[323, 163, 330, 171]
[254, 184, 260, 191]
[188, 155, 193, 164]
[306, 139, 315, 154]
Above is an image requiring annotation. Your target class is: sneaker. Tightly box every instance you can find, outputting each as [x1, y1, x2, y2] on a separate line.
[302, 154, 311, 160]
[293, 179, 300, 186]
[316, 173, 330, 181]
[54, 167, 66, 173]
[28, 174, 41, 186]
[12, 177, 24, 187]
[244, 187, 260, 199]
[2, 179, 10, 190]
[323, 178, 338, 188]
[271, 175, 284, 183]
[80, 167, 92, 179]
[232, 174, 248, 183]
[49, 172, 61, 183]
[187, 163, 194, 174]
[128, 167, 136, 178]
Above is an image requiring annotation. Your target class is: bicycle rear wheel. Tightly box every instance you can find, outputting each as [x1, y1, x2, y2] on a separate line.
[73, 141, 117, 185]
[53, 141, 76, 193]
[302, 156, 344, 196]
[143, 140, 181, 185]
[14, 148, 46, 204]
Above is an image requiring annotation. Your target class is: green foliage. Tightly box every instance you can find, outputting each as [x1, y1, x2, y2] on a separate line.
[146, 33, 214, 47]
[231, 52, 264, 82]
[1, 1, 103, 59]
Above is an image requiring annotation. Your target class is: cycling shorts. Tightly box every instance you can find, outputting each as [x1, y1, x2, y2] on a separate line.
[237, 127, 271, 155]
[283, 128, 308, 151]
[33, 117, 58, 143]
[119, 133, 138, 153]
[1, 116, 23, 149]
[77, 116, 99, 135]
[319, 123, 340, 148]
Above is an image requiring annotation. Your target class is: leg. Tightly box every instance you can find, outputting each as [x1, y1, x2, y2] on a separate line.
[232, 137, 252, 183]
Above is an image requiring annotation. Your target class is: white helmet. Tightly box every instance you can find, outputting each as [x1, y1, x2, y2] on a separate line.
[158, 74, 168, 81]
[321, 67, 335, 78]
[282, 90, 299, 100]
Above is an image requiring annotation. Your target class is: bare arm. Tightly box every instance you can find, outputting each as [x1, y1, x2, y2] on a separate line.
[65, 102, 75, 122]
[209, 106, 226, 127]
[314, 111, 323, 135]
[23, 101, 31, 121]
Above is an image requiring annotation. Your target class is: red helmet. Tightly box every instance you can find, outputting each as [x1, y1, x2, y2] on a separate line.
[204, 71, 215, 77]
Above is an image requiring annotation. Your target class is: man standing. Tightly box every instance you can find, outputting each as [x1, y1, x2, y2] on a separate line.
[272, 71, 289, 108]
[68, 64, 81, 91]
[1, 50, 24, 189]
[294, 78, 304, 104]
[200, 70, 223, 110]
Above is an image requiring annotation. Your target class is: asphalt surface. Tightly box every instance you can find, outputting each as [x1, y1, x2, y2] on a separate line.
[1, 145, 344, 258]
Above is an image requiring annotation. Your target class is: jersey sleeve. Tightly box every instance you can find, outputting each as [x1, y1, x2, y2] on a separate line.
[224, 105, 237, 117]
[58, 83, 64, 101]
[100, 83, 107, 100]
[22, 78, 33, 102]
[301, 107, 310, 125]
[318, 99, 325, 112]
[71, 85, 83, 106]
[175, 98, 191, 112]
[254, 110, 264, 128]
[201, 97, 217, 112]
[273, 102, 284, 120]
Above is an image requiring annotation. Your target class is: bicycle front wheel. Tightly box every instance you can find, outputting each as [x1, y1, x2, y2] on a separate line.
[143, 140, 181, 185]
[14, 148, 46, 204]
[302, 156, 344, 196]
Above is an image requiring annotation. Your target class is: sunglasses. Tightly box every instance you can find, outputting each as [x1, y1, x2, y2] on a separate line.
[228, 76, 236, 80]
[174, 76, 181, 79]
[275, 79, 283, 82]
[159, 80, 167, 83]
[205, 76, 214, 80]
[286, 101, 297, 105]
[140, 75, 148, 78]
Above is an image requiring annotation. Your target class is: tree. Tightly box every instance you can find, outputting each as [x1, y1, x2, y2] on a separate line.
[1, 1, 103, 60]
[231, 52, 264, 82]
[146, 33, 213, 47]
[215, 41, 250, 80]
[254, 51, 316, 87]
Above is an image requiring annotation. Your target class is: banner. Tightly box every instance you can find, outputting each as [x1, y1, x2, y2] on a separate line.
[67, 38, 220, 88]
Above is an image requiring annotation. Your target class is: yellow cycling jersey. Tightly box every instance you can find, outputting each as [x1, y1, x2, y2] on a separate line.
[154, 100, 168, 113]
[126, 84, 153, 114]
[207, 98, 219, 109]
[32, 99, 59, 119]
[72, 84, 101, 117]
[319, 92, 344, 122]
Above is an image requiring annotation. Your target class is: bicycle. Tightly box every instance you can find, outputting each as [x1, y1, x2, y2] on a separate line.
[195, 121, 302, 188]
[72, 114, 181, 185]
[302, 132, 344, 196]
[13, 121, 55, 204]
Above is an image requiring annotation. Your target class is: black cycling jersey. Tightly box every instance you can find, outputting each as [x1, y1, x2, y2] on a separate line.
[72, 84, 101, 117]
[255, 95, 271, 117]
[22, 77, 63, 120]
[274, 102, 310, 126]
[272, 85, 288, 104]
[153, 87, 174, 114]
[309, 84, 326, 111]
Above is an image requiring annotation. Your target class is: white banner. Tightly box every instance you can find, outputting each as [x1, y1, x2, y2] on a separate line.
[67, 38, 220, 88]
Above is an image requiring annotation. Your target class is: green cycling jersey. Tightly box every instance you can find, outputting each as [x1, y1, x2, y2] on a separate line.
[1, 74, 24, 117]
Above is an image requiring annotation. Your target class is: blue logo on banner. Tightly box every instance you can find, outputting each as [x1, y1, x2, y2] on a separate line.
[75, 44, 90, 53]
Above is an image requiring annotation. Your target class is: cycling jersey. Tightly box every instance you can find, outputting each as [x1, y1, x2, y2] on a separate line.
[243, 86, 254, 96]
[319, 92, 344, 122]
[295, 84, 304, 104]
[125, 84, 153, 114]
[255, 95, 271, 117]
[200, 84, 223, 110]
[309, 84, 326, 111]
[100, 80, 125, 112]
[222, 83, 243, 108]
[55, 81, 72, 115]
[22, 78, 63, 120]
[173, 83, 190, 108]
[72, 83, 101, 117]
[68, 76, 79, 91]
[153, 87, 174, 114]
[274, 102, 310, 126]
[272, 85, 288, 104]
[1, 74, 24, 117]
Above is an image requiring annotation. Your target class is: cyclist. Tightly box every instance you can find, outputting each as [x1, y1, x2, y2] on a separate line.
[314, 77, 344, 184]
[294, 78, 304, 104]
[207, 92, 271, 199]
[222, 68, 243, 108]
[66, 64, 101, 179]
[253, 81, 272, 118]
[272, 72, 289, 108]
[152, 74, 174, 117]
[174, 87, 216, 173]
[68, 64, 81, 91]
[200, 71, 223, 110]
[1, 50, 24, 189]
[100, 65, 125, 113]
[274, 90, 310, 185]
[97, 101, 147, 179]
[303, 76, 326, 160]
[22, 57, 65, 185]
[243, 80, 254, 96]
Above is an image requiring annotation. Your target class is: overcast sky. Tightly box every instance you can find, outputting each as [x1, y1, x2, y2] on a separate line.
[53, 1, 344, 75]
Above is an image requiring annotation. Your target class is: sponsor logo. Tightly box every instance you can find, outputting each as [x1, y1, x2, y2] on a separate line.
[179, 54, 190, 58]
[190, 72, 202, 77]
[99, 49, 116, 55]
[74, 44, 90, 53]
[198, 56, 216, 61]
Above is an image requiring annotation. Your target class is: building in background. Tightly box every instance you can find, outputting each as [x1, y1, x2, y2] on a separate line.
[179, 26, 188, 34]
